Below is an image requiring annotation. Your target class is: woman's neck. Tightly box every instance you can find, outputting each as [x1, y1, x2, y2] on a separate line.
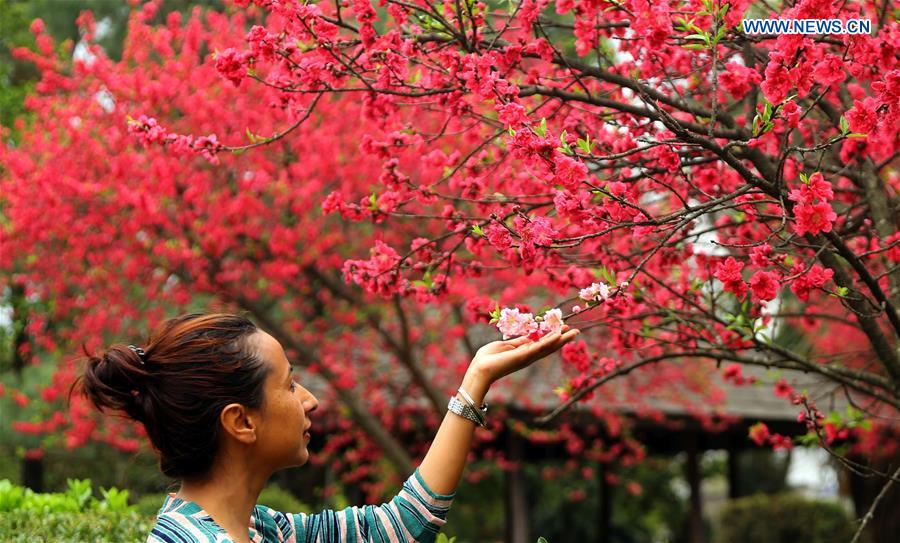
[175, 463, 269, 543]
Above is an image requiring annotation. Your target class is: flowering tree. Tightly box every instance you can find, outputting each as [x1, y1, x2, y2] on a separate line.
[1, 0, 899, 529]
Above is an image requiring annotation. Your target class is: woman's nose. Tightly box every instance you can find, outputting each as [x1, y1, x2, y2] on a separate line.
[302, 389, 318, 412]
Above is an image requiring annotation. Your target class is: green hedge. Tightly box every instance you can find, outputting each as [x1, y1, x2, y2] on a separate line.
[716, 493, 855, 543]
[0, 510, 154, 542]
[0, 478, 154, 541]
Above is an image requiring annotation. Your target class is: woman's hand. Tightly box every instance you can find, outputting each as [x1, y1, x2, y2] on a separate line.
[468, 325, 581, 385]
[418, 325, 581, 495]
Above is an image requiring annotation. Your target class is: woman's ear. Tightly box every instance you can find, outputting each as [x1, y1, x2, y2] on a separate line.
[220, 403, 258, 444]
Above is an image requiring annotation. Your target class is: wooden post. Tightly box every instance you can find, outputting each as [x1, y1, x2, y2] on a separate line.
[598, 462, 611, 543]
[685, 432, 705, 543]
[727, 445, 740, 499]
[22, 455, 44, 493]
[505, 431, 529, 543]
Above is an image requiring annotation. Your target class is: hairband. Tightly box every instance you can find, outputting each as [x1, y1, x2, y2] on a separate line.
[128, 345, 147, 365]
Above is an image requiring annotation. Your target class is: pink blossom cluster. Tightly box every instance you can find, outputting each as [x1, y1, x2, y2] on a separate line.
[578, 281, 611, 303]
[723, 364, 757, 387]
[748, 422, 793, 451]
[788, 172, 837, 237]
[495, 306, 565, 340]
[789, 263, 835, 301]
[126, 115, 224, 164]
[341, 240, 402, 298]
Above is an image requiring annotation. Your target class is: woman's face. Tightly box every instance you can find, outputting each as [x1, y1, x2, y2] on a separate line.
[251, 330, 318, 469]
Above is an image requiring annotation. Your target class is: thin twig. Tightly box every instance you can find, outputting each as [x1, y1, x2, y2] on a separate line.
[849, 464, 900, 543]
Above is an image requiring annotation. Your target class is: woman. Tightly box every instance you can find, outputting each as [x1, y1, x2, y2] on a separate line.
[76, 312, 579, 543]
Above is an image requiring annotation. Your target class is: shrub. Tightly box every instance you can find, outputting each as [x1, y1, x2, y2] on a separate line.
[0, 478, 132, 514]
[0, 510, 154, 542]
[0, 478, 153, 541]
[716, 493, 855, 543]
[133, 491, 169, 517]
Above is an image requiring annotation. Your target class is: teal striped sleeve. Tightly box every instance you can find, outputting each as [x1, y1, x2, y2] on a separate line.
[289, 468, 456, 542]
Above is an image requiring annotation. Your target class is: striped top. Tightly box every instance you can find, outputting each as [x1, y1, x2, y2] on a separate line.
[147, 469, 455, 543]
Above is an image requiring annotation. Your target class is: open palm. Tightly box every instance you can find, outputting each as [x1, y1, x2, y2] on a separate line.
[471, 326, 581, 384]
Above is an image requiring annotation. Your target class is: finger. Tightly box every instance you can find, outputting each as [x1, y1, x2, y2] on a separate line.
[555, 329, 580, 347]
[536, 329, 579, 353]
[504, 335, 534, 347]
[529, 330, 565, 353]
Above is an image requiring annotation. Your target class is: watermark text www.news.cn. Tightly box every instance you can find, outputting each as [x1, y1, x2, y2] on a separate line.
[741, 18, 871, 35]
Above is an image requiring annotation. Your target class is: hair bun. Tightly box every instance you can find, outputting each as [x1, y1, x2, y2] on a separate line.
[79, 345, 151, 422]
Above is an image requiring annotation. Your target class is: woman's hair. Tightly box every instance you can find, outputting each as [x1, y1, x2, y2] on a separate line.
[73, 312, 270, 480]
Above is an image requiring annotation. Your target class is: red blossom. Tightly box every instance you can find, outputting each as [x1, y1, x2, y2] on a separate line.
[749, 422, 770, 446]
[749, 270, 780, 303]
[715, 257, 747, 298]
[845, 97, 879, 134]
[790, 264, 834, 302]
[793, 201, 837, 237]
[214, 48, 248, 87]
[719, 62, 762, 100]
[773, 378, 794, 399]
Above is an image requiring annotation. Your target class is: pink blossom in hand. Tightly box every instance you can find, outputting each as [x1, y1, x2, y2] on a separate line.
[539, 308, 565, 334]
[496, 307, 538, 339]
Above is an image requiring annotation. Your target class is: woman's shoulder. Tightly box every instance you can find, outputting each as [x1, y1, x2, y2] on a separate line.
[251, 502, 297, 540]
[146, 495, 233, 543]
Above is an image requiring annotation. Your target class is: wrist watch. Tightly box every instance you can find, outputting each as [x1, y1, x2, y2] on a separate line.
[448, 395, 487, 427]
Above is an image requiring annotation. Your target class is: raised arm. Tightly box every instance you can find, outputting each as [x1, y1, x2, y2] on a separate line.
[417, 326, 581, 495]
[277, 327, 579, 543]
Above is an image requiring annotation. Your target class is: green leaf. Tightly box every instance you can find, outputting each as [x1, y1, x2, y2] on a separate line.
[596, 266, 615, 283]
[839, 115, 849, 134]
[489, 302, 501, 320]
[534, 117, 548, 137]
[508, 126, 516, 137]
[846, 133, 867, 138]
[715, 25, 727, 42]
[537, 538, 549, 543]
[472, 224, 485, 237]
[682, 43, 707, 50]
[368, 193, 378, 211]
[576, 135, 592, 154]
[798, 172, 809, 184]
